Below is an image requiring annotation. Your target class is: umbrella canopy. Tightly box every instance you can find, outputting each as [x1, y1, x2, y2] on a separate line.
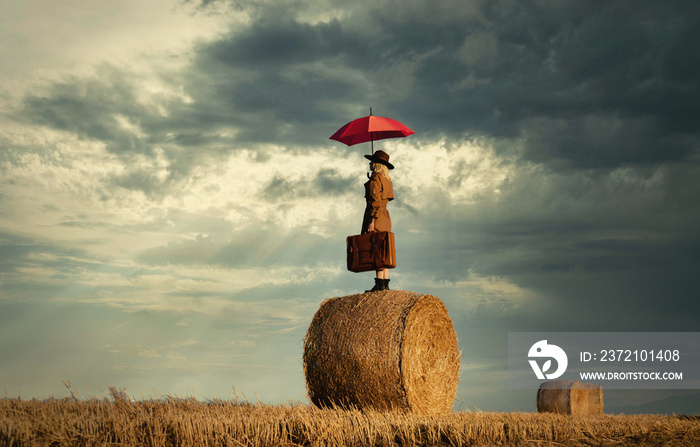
[330, 114, 415, 150]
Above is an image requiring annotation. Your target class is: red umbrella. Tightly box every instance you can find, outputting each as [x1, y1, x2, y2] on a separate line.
[330, 109, 415, 154]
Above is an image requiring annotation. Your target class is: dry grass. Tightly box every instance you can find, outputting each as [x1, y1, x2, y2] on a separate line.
[1, 396, 699, 446]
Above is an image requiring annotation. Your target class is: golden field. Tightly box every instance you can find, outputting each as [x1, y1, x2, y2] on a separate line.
[1, 395, 699, 446]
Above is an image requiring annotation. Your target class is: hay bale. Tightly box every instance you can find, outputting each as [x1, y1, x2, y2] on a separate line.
[303, 290, 461, 414]
[537, 380, 604, 415]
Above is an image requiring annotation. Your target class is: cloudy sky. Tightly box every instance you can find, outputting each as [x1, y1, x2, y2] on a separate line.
[1, 0, 699, 412]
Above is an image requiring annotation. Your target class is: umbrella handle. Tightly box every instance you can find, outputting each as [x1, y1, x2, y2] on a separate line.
[370, 107, 374, 154]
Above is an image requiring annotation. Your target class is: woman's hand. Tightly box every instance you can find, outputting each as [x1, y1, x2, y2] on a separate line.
[368, 220, 375, 232]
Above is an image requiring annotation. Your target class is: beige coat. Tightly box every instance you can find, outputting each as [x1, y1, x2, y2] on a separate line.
[361, 173, 394, 234]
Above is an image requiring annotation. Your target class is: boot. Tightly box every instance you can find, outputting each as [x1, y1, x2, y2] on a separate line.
[382, 279, 390, 290]
[365, 278, 381, 293]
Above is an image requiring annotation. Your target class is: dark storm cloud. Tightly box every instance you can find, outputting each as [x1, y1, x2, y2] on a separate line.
[232, 73, 348, 123]
[19, 65, 242, 193]
[110, 168, 170, 198]
[208, 18, 363, 69]
[17, 0, 700, 170]
[22, 70, 153, 155]
[393, 0, 700, 168]
[18, 14, 367, 164]
[393, 160, 700, 331]
[182, 0, 700, 171]
[188, 19, 369, 140]
[186, 4, 479, 142]
[262, 168, 356, 201]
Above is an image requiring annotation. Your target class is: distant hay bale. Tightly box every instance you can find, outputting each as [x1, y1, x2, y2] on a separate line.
[303, 290, 461, 414]
[537, 380, 604, 415]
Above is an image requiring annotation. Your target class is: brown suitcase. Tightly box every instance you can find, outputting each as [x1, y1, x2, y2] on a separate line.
[346, 231, 396, 272]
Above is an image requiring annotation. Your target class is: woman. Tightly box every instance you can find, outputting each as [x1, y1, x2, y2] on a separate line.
[361, 149, 394, 292]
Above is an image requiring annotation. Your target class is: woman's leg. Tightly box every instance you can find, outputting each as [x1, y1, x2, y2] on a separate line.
[382, 269, 390, 289]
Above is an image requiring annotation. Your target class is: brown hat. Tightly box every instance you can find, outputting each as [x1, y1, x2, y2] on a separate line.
[364, 150, 394, 170]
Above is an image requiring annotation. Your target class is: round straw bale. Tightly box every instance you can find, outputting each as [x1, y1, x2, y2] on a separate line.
[303, 290, 461, 414]
[537, 380, 604, 415]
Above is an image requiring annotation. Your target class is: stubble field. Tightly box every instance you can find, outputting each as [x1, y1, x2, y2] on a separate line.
[2, 395, 700, 447]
